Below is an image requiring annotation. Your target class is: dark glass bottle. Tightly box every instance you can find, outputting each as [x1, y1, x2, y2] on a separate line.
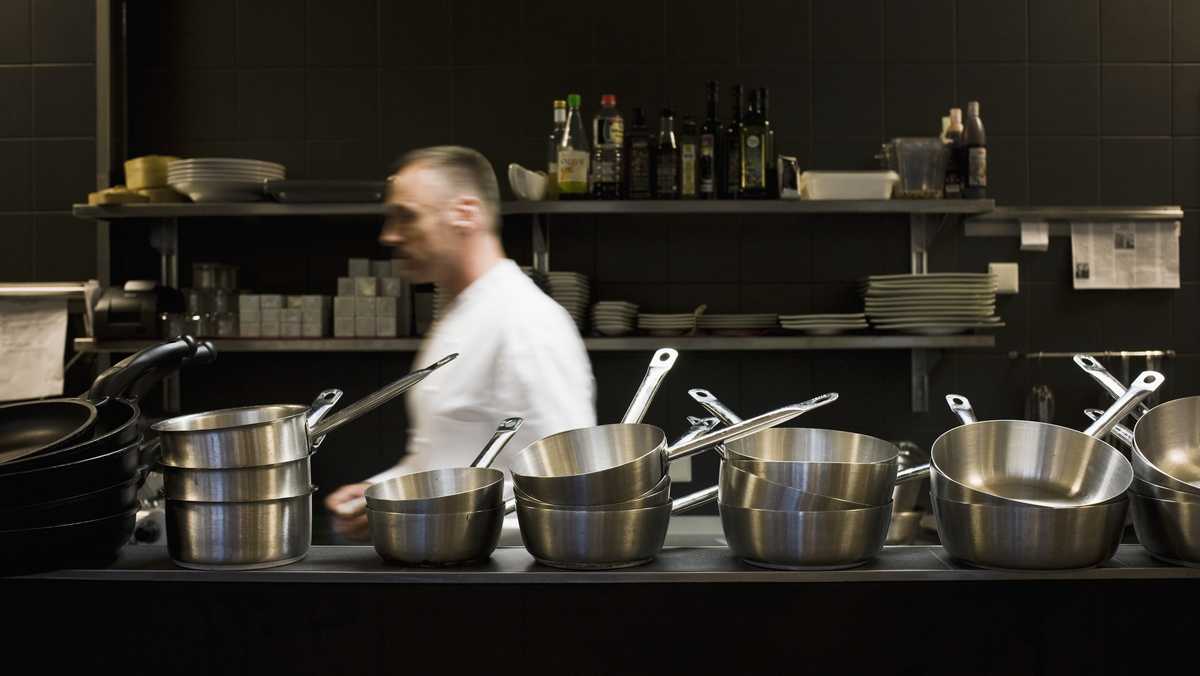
[722, 85, 743, 198]
[679, 116, 698, 199]
[625, 107, 654, 199]
[943, 107, 964, 198]
[654, 108, 680, 198]
[759, 87, 777, 198]
[961, 101, 987, 198]
[739, 89, 768, 198]
[699, 81, 721, 199]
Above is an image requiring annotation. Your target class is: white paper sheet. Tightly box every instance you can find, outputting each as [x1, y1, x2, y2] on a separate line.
[0, 298, 68, 401]
[1070, 221, 1181, 289]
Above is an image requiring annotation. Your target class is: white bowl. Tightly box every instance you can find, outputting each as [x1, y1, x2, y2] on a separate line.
[508, 163, 547, 201]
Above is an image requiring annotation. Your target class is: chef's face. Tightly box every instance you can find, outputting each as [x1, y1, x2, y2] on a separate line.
[380, 165, 458, 284]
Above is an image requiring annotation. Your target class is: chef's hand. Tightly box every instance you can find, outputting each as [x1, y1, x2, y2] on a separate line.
[325, 482, 370, 540]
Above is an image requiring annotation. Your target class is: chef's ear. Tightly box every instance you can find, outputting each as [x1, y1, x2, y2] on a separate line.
[449, 196, 484, 234]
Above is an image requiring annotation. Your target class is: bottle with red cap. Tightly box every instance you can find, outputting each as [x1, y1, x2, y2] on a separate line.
[591, 94, 624, 199]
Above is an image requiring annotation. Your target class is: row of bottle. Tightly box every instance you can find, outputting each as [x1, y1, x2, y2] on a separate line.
[941, 101, 986, 199]
[548, 83, 777, 200]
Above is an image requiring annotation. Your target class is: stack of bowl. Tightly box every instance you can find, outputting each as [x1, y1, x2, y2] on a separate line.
[691, 390, 925, 570]
[363, 418, 524, 567]
[930, 374, 1160, 570]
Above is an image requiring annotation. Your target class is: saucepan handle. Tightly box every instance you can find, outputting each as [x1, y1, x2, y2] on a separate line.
[622, 348, 679, 424]
[310, 353, 458, 439]
[1084, 408, 1137, 451]
[1073, 354, 1152, 420]
[471, 417, 525, 469]
[504, 498, 517, 515]
[306, 389, 344, 449]
[945, 394, 977, 425]
[688, 388, 744, 425]
[665, 393, 839, 462]
[671, 485, 718, 514]
[1082, 371, 1163, 439]
[895, 462, 932, 485]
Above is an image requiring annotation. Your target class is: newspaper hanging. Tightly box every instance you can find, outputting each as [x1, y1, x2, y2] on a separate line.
[1070, 221, 1181, 290]
[0, 297, 68, 401]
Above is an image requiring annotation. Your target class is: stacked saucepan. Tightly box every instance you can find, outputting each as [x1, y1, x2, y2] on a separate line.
[1075, 354, 1200, 567]
[930, 367, 1162, 570]
[508, 349, 825, 569]
[690, 389, 922, 569]
[0, 337, 215, 571]
[362, 417, 524, 566]
[151, 353, 457, 570]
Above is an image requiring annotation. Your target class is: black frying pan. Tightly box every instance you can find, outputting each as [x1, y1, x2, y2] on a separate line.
[0, 435, 148, 508]
[0, 508, 137, 573]
[0, 337, 216, 470]
[0, 472, 142, 529]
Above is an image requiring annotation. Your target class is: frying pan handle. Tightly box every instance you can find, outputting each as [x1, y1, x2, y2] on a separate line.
[666, 394, 839, 462]
[309, 353, 458, 439]
[1084, 408, 1137, 451]
[306, 389, 345, 449]
[471, 417, 525, 469]
[87, 336, 201, 402]
[945, 395, 977, 425]
[621, 348, 679, 424]
[688, 388, 744, 424]
[124, 339, 220, 401]
[1082, 371, 1163, 439]
[671, 485, 718, 514]
[895, 462, 931, 485]
[1073, 354, 1151, 420]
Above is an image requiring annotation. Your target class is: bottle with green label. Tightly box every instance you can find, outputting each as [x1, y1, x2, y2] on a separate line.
[680, 116, 698, 199]
[556, 93, 590, 199]
[739, 89, 768, 198]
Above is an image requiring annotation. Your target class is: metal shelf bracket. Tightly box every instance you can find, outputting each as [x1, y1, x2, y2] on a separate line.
[911, 348, 942, 413]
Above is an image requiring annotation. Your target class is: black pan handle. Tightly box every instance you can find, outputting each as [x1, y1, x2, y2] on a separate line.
[86, 337, 200, 402]
[124, 338, 220, 402]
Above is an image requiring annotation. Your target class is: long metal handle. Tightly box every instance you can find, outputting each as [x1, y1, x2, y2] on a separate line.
[621, 348, 679, 424]
[895, 462, 931, 485]
[688, 388, 744, 424]
[671, 485, 718, 514]
[679, 416, 720, 444]
[310, 353, 458, 439]
[306, 389, 344, 449]
[1073, 354, 1152, 420]
[1082, 371, 1163, 439]
[944, 394, 977, 425]
[665, 394, 839, 462]
[1084, 408, 1137, 451]
[504, 498, 517, 515]
[471, 417, 524, 469]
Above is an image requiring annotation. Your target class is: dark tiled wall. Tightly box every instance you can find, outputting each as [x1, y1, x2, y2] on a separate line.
[5, 1, 1200, 497]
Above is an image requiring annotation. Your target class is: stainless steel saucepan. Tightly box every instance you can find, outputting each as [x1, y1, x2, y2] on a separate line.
[1129, 492, 1200, 567]
[690, 389, 900, 505]
[368, 506, 505, 566]
[363, 417, 523, 514]
[1075, 354, 1200, 495]
[510, 394, 837, 506]
[719, 460, 929, 511]
[719, 501, 894, 570]
[154, 353, 457, 468]
[166, 490, 314, 570]
[931, 374, 1159, 507]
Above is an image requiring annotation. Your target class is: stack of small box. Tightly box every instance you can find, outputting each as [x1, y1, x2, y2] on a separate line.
[239, 294, 330, 337]
[334, 258, 411, 338]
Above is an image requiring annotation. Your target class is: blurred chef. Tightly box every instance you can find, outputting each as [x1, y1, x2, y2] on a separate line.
[325, 146, 596, 536]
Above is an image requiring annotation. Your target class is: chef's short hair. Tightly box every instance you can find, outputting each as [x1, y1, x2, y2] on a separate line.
[390, 146, 501, 232]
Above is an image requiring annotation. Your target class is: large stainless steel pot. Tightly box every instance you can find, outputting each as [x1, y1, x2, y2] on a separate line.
[1075, 354, 1200, 494]
[161, 454, 313, 501]
[153, 354, 456, 468]
[719, 502, 893, 570]
[933, 495, 1128, 570]
[690, 389, 901, 505]
[1129, 491, 1200, 567]
[516, 486, 717, 569]
[719, 460, 928, 511]
[367, 506, 504, 566]
[510, 395, 837, 506]
[1082, 411, 1200, 503]
[165, 491, 313, 570]
[930, 376, 1158, 507]
[363, 417, 522, 514]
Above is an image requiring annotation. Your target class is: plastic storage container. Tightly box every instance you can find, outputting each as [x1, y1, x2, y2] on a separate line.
[891, 138, 948, 199]
[798, 171, 899, 199]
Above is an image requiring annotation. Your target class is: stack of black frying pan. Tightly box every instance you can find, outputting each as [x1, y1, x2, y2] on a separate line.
[0, 337, 216, 572]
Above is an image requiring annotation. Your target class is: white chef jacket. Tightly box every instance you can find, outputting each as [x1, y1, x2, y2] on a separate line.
[368, 259, 596, 491]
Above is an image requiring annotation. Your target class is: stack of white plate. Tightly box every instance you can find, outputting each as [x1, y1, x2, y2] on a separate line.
[696, 313, 778, 336]
[591, 301, 638, 336]
[779, 313, 868, 335]
[167, 158, 285, 202]
[861, 273, 1005, 335]
[547, 271, 589, 328]
[637, 313, 698, 337]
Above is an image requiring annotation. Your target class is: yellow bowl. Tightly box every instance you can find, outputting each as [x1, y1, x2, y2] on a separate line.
[125, 155, 179, 190]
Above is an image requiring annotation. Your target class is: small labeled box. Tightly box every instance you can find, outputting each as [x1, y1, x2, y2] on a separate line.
[260, 320, 281, 337]
[379, 277, 404, 298]
[301, 320, 326, 338]
[334, 316, 356, 337]
[372, 260, 392, 278]
[238, 294, 260, 316]
[376, 315, 397, 337]
[260, 307, 281, 324]
[348, 258, 371, 277]
[376, 297, 397, 316]
[337, 277, 355, 296]
[286, 295, 305, 309]
[301, 295, 328, 314]
[334, 296, 356, 318]
[240, 321, 261, 338]
[354, 277, 378, 297]
[355, 316, 376, 336]
[259, 294, 283, 310]
[355, 296, 377, 317]
[281, 322, 302, 338]
[281, 308, 302, 324]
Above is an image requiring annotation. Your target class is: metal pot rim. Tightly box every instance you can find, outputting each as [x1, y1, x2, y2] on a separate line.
[366, 505, 503, 518]
[164, 487, 315, 506]
[932, 494, 1127, 511]
[717, 500, 893, 516]
[514, 499, 671, 517]
[151, 404, 308, 434]
[158, 451, 315, 472]
[509, 423, 667, 481]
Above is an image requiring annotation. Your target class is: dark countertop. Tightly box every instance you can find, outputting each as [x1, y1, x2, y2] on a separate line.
[11, 542, 1199, 584]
